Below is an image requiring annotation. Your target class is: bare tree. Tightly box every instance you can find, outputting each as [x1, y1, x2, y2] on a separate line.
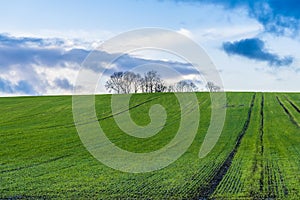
[105, 71, 144, 94]
[105, 72, 125, 94]
[131, 73, 142, 93]
[123, 71, 135, 94]
[155, 81, 167, 93]
[174, 80, 198, 92]
[187, 81, 197, 92]
[143, 70, 162, 93]
[105, 70, 199, 94]
[206, 81, 220, 92]
[140, 77, 146, 93]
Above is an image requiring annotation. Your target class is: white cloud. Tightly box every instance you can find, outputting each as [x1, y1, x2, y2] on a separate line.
[177, 28, 194, 39]
[198, 24, 263, 41]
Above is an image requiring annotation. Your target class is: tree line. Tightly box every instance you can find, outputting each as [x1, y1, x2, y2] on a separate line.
[105, 70, 220, 94]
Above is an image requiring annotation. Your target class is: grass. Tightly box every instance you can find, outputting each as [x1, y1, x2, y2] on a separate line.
[0, 92, 299, 199]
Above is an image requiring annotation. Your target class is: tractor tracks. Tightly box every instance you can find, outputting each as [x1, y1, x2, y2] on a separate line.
[196, 93, 257, 199]
[1, 155, 71, 174]
[37, 96, 161, 130]
[259, 94, 265, 193]
[276, 96, 299, 128]
[284, 96, 300, 113]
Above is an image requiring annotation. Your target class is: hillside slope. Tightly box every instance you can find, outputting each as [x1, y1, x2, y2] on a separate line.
[1, 93, 299, 199]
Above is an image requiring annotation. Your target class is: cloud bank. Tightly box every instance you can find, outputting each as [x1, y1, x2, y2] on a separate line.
[0, 34, 198, 96]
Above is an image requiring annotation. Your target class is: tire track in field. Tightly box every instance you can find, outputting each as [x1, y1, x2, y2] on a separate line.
[276, 96, 299, 128]
[76, 94, 204, 135]
[259, 94, 265, 194]
[3, 195, 52, 199]
[151, 98, 208, 131]
[37, 96, 161, 130]
[196, 93, 256, 199]
[94, 97, 209, 147]
[96, 96, 160, 121]
[0, 155, 71, 173]
[284, 96, 300, 113]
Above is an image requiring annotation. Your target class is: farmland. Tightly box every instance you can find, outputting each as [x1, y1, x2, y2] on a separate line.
[0, 92, 299, 199]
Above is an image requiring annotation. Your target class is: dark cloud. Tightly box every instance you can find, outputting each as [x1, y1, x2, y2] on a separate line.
[223, 38, 293, 66]
[175, 0, 300, 36]
[54, 78, 73, 90]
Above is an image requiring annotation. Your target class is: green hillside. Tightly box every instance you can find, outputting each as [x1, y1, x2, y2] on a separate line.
[1, 92, 299, 199]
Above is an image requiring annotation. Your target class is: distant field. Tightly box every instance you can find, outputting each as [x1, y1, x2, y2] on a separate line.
[1, 92, 299, 199]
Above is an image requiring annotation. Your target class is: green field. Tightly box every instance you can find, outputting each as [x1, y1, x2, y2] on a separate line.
[1, 92, 300, 199]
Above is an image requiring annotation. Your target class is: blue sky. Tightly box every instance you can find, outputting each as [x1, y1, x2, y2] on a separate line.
[0, 0, 300, 95]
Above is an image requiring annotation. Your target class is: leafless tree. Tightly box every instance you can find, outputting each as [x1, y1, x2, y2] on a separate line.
[105, 71, 145, 94]
[123, 72, 135, 94]
[155, 81, 167, 93]
[174, 80, 198, 92]
[132, 73, 142, 93]
[105, 70, 199, 94]
[143, 70, 163, 93]
[105, 72, 125, 94]
[206, 81, 220, 92]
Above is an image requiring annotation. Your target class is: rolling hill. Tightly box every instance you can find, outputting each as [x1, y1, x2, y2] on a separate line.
[1, 92, 299, 199]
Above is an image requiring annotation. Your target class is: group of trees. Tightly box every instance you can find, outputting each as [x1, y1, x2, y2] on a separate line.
[105, 70, 220, 94]
[105, 70, 166, 94]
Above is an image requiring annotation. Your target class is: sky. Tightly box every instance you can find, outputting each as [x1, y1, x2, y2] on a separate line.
[0, 0, 300, 96]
